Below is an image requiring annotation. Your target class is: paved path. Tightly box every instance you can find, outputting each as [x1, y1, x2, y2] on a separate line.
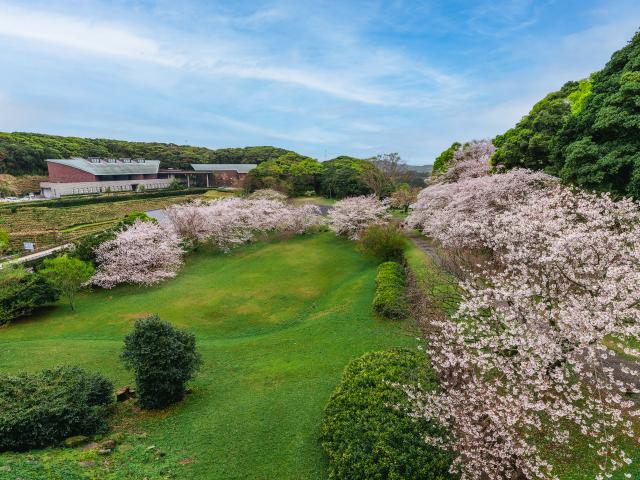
[2, 243, 72, 266]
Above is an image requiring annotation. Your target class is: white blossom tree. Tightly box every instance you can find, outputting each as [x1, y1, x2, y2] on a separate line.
[91, 220, 184, 288]
[406, 161, 640, 479]
[430, 139, 495, 185]
[328, 194, 390, 240]
[165, 198, 323, 251]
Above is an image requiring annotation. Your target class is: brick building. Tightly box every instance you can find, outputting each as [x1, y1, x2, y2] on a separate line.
[40, 158, 169, 198]
[39, 158, 257, 197]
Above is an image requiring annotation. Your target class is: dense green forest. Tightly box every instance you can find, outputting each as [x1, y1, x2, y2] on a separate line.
[490, 30, 640, 199]
[492, 80, 588, 171]
[553, 31, 640, 197]
[0, 132, 293, 175]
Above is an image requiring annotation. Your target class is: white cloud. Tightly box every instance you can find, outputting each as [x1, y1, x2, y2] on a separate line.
[202, 113, 345, 145]
[0, 3, 466, 107]
[0, 5, 183, 66]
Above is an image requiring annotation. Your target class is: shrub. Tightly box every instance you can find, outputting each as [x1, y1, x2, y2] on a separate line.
[72, 229, 117, 264]
[0, 264, 58, 325]
[358, 223, 407, 262]
[321, 349, 454, 480]
[0, 366, 113, 451]
[39, 255, 94, 311]
[121, 315, 201, 409]
[0, 228, 8, 253]
[372, 261, 407, 319]
[119, 211, 155, 227]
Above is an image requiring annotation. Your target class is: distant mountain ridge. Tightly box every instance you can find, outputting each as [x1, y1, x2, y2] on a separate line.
[406, 164, 433, 174]
[0, 132, 294, 175]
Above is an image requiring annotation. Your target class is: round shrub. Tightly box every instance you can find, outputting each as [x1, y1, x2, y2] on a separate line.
[372, 261, 408, 319]
[358, 223, 407, 261]
[0, 366, 113, 451]
[122, 315, 202, 410]
[321, 349, 454, 480]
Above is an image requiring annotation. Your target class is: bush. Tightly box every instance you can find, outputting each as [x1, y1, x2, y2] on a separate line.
[373, 261, 408, 319]
[72, 229, 117, 264]
[0, 264, 58, 325]
[0, 366, 113, 451]
[358, 223, 407, 261]
[39, 255, 94, 311]
[321, 349, 454, 480]
[121, 315, 201, 409]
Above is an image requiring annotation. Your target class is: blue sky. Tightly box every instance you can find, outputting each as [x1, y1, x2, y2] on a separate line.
[0, 1, 638, 165]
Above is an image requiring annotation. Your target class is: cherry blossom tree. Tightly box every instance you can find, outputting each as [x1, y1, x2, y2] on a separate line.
[165, 198, 323, 251]
[430, 139, 495, 185]
[406, 163, 640, 479]
[328, 194, 390, 240]
[407, 168, 557, 251]
[91, 220, 184, 288]
[248, 189, 288, 201]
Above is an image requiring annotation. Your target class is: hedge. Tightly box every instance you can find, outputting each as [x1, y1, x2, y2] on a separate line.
[0, 187, 210, 211]
[321, 349, 455, 480]
[372, 261, 408, 319]
[0, 366, 113, 451]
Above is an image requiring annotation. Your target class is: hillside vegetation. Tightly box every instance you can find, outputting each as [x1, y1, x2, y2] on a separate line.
[490, 30, 640, 199]
[0, 132, 292, 175]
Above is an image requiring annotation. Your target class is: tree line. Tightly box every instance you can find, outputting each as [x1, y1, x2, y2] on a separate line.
[245, 152, 429, 198]
[0, 132, 292, 174]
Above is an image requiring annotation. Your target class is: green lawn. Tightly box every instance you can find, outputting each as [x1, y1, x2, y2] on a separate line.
[0, 233, 417, 479]
[290, 196, 336, 207]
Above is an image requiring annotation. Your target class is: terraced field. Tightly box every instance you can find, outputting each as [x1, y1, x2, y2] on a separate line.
[0, 191, 233, 251]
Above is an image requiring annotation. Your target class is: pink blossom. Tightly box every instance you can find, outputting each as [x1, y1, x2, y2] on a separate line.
[92, 220, 184, 288]
[407, 167, 640, 479]
[165, 198, 323, 251]
[328, 194, 390, 240]
[430, 139, 495, 185]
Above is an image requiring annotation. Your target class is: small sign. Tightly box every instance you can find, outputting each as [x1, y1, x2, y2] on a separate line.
[23, 242, 35, 251]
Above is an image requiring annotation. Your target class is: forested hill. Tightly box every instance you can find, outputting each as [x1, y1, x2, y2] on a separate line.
[0, 132, 294, 175]
[491, 30, 640, 199]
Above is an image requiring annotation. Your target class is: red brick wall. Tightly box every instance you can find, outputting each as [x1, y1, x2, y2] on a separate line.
[47, 163, 97, 183]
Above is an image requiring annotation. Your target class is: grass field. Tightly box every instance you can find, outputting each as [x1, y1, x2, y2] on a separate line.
[290, 196, 336, 207]
[0, 233, 416, 479]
